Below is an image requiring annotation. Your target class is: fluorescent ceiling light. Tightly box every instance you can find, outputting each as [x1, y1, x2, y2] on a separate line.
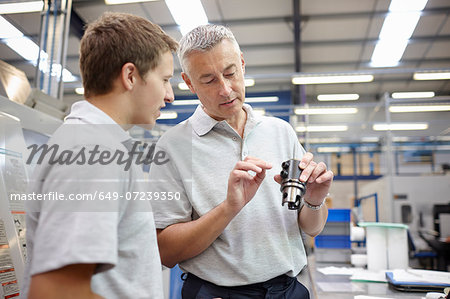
[0, 16, 24, 38]
[317, 146, 351, 153]
[5, 35, 41, 61]
[244, 78, 255, 87]
[296, 125, 348, 132]
[371, 40, 408, 67]
[178, 82, 189, 90]
[294, 107, 358, 115]
[413, 72, 450, 80]
[361, 137, 380, 142]
[300, 137, 342, 143]
[165, 0, 208, 35]
[172, 99, 200, 106]
[370, 0, 428, 67]
[397, 137, 450, 142]
[372, 123, 428, 131]
[391, 91, 435, 99]
[246, 96, 279, 103]
[105, 0, 158, 4]
[435, 136, 450, 141]
[0, 16, 76, 82]
[317, 94, 359, 101]
[389, 105, 450, 113]
[75, 87, 84, 95]
[158, 111, 178, 119]
[0, 1, 43, 14]
[389, 0, 429, 11]
[292, 74, 373, 85]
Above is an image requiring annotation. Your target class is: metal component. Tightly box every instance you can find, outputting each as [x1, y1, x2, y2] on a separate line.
[280, 159, 306, 210]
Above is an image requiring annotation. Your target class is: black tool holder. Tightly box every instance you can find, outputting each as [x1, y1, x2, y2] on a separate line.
[280, 159, 307, 210]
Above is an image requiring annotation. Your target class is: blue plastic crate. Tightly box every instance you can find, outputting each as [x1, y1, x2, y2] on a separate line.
[315, 235, 351, 249]
[327, 209, 351, 222]
[320, 222, 351, 236]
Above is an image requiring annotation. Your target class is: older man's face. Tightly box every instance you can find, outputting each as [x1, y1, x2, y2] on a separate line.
[182, 39, 246, 122]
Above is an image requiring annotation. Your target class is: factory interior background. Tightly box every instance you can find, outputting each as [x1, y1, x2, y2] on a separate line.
[0, 0, 449, 298]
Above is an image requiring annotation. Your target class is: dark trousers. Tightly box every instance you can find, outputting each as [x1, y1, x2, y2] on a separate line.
[181, 273, 310, 299]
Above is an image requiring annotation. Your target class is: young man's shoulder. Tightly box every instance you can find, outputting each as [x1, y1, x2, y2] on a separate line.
[48, 121, 125, 152]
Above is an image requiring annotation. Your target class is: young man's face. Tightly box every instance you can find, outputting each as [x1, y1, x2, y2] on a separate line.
[182, 39, 246, 122]
[131, 51, 174, 128]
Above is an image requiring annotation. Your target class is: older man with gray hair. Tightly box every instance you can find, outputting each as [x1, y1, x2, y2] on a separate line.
[149, 24, 333, 299]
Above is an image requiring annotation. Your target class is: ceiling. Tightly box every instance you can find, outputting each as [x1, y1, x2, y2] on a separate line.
[1, 0, 450, 144]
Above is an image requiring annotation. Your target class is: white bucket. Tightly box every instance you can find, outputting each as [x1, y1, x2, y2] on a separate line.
[359, 222, 408, 271]
[386, 226, 408, 269]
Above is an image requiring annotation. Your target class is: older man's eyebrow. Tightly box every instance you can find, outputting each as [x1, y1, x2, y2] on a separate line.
[197, 63, 238, 81]
[223, 64, 237, 73]
[199, 73, 214, 80]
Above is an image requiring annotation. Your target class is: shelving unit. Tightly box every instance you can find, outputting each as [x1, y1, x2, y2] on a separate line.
[315, 209, 352, 263]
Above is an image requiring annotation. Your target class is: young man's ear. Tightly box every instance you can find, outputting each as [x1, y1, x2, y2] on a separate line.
[181, 72, 196, 94]
[121, 62, 138, 91]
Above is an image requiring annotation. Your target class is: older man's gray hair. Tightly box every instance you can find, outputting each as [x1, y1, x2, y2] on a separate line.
[178, 24, 241, 75]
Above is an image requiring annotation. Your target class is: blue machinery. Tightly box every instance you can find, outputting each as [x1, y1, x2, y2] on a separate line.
[354, 192, 379, 223]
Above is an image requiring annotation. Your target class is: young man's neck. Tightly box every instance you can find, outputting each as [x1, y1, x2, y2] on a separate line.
[86, 93, 132, 130]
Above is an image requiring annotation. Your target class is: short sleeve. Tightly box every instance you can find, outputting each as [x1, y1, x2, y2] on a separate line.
[28, 145, 125, 276]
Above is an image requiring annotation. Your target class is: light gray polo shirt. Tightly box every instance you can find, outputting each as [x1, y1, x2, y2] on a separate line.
[22, 100, 164, 298]
[149, 103, 307, 286]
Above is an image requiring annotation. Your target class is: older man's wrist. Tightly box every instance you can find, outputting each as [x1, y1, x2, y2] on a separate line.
[303, 194, 329, 210]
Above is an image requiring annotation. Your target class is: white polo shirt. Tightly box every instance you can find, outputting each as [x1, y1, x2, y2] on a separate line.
[22, 100, 164, 298]
[149, 103, 307, 286]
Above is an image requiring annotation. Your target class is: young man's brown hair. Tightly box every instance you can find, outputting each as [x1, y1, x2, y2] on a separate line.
[79, 12, 178, 98]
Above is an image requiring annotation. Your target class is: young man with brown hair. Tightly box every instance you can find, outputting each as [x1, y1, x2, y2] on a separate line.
[22, 12, 177, 299]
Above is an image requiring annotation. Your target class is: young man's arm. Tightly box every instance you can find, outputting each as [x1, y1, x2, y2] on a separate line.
[28, 264, 104, 299]
[157, 156, 272, 268]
